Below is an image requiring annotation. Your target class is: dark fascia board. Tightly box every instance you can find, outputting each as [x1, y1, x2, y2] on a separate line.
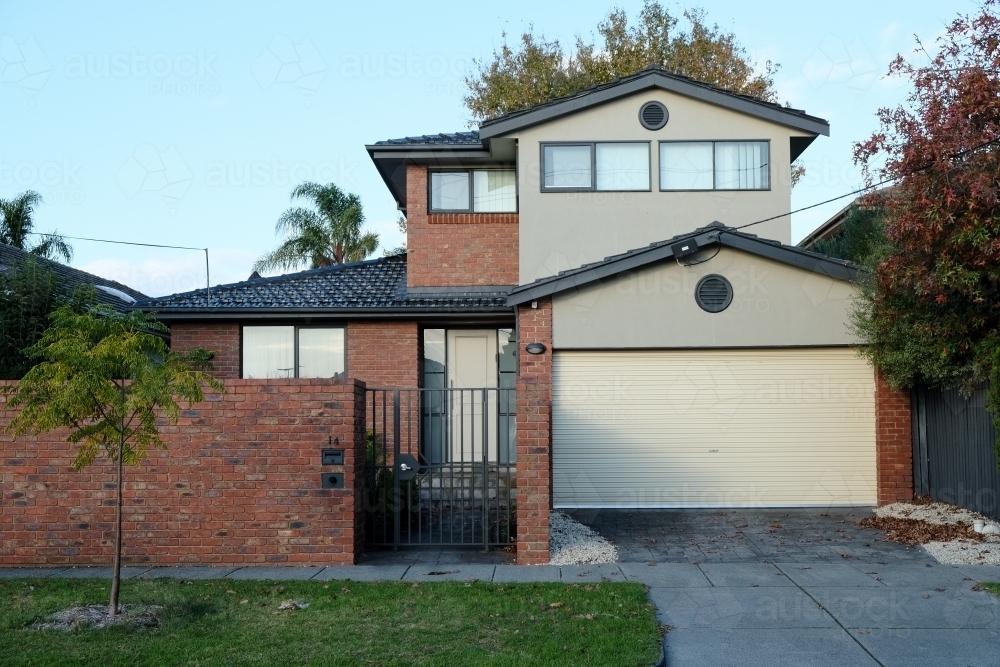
[367, 148, 493, 160]
[144, 306, 514, 321]
[479, 73, 831, 139]
[506, 230, 857, 306]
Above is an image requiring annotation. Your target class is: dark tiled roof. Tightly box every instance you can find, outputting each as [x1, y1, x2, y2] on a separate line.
[480, 67, 822, 129]
[0, 242, 148, 311]
[134, 254, 512, 314]
[507, 222, 858, 306]
[373, 131, 482, 147]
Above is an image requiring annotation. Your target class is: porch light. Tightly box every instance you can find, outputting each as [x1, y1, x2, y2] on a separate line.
[525, 343, 546, 355]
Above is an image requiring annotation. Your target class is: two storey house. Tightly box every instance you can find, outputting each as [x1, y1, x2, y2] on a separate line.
[138, 69, 912, 564]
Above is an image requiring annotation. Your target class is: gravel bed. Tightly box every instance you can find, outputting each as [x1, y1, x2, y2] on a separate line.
[870, 501, 1000, 565]
[549, 511, 618, 565]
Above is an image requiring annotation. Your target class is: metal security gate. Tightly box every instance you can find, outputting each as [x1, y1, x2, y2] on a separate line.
[364, 388, 516, 550]
[913, 383, 1000, 519]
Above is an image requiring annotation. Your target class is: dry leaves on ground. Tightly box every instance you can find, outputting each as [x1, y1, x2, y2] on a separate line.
[855, 516, 983, 546]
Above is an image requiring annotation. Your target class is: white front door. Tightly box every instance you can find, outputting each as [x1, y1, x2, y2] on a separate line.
[447, 330, 498, 463]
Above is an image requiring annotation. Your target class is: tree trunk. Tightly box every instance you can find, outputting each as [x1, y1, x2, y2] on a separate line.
[108, 384, 125, 617]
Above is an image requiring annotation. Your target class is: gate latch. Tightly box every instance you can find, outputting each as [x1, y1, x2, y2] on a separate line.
[396, 453, 419, 482]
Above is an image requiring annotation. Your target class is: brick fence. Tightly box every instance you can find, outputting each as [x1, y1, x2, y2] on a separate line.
[1, 378, 366, 566]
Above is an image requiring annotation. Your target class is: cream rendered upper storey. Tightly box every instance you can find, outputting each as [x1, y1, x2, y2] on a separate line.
[478, 70, 830, 284]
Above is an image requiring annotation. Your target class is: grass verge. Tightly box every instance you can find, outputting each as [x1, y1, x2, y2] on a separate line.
[985, 582, 1000, 597]
[0, 577, 662, 666]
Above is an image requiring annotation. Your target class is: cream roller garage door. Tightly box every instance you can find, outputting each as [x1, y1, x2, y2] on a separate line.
[552, 348, 876, 508]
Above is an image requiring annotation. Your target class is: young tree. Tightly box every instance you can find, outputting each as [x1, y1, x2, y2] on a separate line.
[0, 190, 73, 262]
[255, 182, 380, 273]
[463, 3, 780, 121]
[852, 2, 1000, 457]
[4, 306, 223, 616]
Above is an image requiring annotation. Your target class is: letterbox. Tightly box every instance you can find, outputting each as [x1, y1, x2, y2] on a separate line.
[322, 449, 344, 465]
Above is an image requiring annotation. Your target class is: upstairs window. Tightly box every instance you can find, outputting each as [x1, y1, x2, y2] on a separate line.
[542, 142, 650, 191]
[429, 169, 517, 213]
[242, 325, 345, 379]
[659, 140, 770, 191]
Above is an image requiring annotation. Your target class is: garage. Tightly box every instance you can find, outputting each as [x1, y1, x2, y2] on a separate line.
[552, 348, 876, 508]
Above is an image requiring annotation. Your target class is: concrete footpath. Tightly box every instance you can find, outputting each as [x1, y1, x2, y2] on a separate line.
[4, 561, 1000, 667]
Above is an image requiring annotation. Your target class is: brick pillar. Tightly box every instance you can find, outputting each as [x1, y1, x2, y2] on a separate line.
[516, 299, 552, 564]
[875, 370, 913, 505]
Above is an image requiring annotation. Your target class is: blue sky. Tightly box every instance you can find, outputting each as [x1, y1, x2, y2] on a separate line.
[1, 0, 965, 296]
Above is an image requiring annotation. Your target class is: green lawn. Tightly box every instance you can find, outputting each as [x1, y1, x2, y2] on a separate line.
[986, 582, 1000, 597]
[0, 577, 663, 667]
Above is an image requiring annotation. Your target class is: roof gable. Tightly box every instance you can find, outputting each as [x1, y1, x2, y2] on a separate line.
[506, 222, 857, 306]
[479, 68, 830, 140]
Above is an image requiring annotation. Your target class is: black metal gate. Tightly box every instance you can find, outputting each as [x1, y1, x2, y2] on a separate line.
[912, 383, 1000, 519]
[363, 388, 516, 550]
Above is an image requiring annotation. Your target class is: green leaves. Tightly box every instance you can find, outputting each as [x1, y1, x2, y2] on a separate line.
[254, 182, 380, 273]
[3, 306, 224, 470]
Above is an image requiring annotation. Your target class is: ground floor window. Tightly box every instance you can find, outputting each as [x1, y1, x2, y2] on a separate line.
[242, 325, 345, 379]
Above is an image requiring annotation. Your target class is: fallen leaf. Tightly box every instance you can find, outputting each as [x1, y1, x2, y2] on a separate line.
[239, 599, 248, 605]
[858, 628, 870, 635]
[922, 593, 930, 599]
[585, 613, 594, 620]
[549, 602, 563, 608]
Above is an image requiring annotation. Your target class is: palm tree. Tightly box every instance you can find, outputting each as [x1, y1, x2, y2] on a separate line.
[254, 182, 380, 273]
[0, 190, 73, 262]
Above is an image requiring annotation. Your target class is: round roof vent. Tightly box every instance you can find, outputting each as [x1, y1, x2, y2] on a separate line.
[695, 275, 733, 313]
[639, 101, 669, 130]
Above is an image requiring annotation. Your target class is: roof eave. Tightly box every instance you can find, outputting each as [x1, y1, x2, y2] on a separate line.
[479, 72, 830, 139]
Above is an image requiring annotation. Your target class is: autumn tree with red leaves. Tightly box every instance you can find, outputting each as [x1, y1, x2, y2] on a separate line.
[852, 2, 1000, 457]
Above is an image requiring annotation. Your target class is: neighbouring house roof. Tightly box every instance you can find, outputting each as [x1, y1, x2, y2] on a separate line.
[506, 222, 859, 306]
[478, 68, 830, 142]
[796, 200, 858, 250]
[133, 254, 513, 319]
[0, 242, 148, 311]
[372, 131, 483, 147]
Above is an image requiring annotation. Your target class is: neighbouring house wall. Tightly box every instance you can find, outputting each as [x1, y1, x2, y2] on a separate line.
[516, 299, 553, 564]
[551, 248, 858, 348]
[0, 379, 367, 566]
[876, 370, 914, 505]
[171, 322, 241, 378]
[508, 89, 811, 283]
[346, 321, 419, 389]
[405, 164, 519, 287]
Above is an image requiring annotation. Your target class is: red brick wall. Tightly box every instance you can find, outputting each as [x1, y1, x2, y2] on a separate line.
[0, 379, 366, 566]
[515, 300, 553, 564]
[875, 370, 914, 505]
[405, 164, 519, 288]
[347, 321, 419, 389]
[171, 323, 240, 379]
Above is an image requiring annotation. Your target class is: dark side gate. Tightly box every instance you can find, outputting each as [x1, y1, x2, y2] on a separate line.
[363, 388, 516, 550]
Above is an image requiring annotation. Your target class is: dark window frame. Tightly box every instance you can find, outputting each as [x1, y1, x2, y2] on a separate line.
[427, 168, 519, 214]
[539, 141, 653, 193]
[240, 323, 347, 379]
[658, 139, 772, 192]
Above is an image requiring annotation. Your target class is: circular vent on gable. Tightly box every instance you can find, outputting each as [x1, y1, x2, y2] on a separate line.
[695, 275, 733, 313]
[638, 101, 669, 130]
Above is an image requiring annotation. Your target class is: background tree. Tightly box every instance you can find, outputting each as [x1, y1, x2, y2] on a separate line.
[383, 215, 407, 257]
[255, 182, 379, 273]
[0, 190, 73, 262]
[0, 257, 59, 379]
[851, 1, 1000, 457]
[809, 203, 887, 265]
[4, 306, 222, 616]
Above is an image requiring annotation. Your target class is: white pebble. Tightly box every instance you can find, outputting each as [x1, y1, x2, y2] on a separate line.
[549, 511, 618, 565]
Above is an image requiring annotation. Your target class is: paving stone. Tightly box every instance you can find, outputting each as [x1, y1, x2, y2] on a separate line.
[225, 567, 323, 580]
[402, 564, 496, 582]
[558, 564, 624, 582]
[807, 586, 1000, 629]
[649, 587, 837, 629]
[850, 561, 980, 589]
[491, 565, 561, 583]
[55, 567, 152, 579]
[850, 628, 1000, 667]
[664, 627, 880, 667]
[0, 567, 71, 579]
[948, 564, 1000, 583]
[699, 563, 795, 587]
[140, 567, 239, 580]
[776, 563, 884, 588]
[619, 563, 711, 588]
[313, 566, 409, 582]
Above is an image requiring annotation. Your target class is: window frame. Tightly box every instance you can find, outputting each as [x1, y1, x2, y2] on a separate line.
[427, 167, 518, 214]
[658, 139, 771, 192]
[539, 141, 652, 193]
[240, 323, 347, 379]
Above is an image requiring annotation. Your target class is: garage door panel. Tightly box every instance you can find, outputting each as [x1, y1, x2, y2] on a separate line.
[552, 348, 876, 508]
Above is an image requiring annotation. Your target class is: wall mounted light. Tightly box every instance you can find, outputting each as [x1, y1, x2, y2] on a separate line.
[525, 343, 546, 355]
